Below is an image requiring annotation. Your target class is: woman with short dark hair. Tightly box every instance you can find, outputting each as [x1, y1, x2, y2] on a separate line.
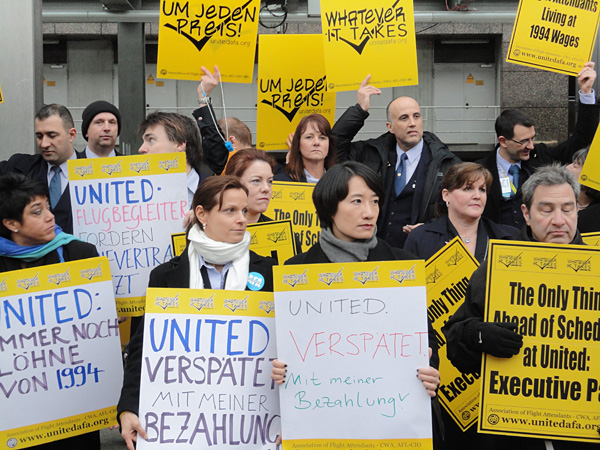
[404, 162, 518, 262]
[224, 148, 276, 223]
[0, 173, 100, 450]
[275, 114, 337, 183]
[272, 161, 443, 448]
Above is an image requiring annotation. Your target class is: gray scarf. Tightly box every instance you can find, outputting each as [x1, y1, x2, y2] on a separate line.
[319, 227, 378, 263]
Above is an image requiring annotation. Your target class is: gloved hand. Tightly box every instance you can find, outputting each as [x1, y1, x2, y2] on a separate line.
[468, 321, 523, 358]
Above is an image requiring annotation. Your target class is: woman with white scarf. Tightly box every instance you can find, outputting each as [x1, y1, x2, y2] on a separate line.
[117, 176, 276, 450]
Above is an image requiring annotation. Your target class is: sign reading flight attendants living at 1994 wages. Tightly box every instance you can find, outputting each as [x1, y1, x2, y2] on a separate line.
[424, 237, 480, 431]
[157, 0, 260, 82]
[0, 257, 123, 448]
[256, 34, 336, 151]
[319, 0, 418, 91]
[274, 260, 433, 450]
[68, 153, 188, 317]
[479, 240, 600, 443]
[507, 0, 600, 76]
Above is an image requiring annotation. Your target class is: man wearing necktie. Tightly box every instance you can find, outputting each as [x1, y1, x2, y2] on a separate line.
[0, 104, 86, 233]
[479, 61, 599, 229]
[333, 75, 461, 248]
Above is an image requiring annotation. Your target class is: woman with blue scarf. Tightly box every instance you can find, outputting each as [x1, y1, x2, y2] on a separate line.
[0, 173, 100, 449]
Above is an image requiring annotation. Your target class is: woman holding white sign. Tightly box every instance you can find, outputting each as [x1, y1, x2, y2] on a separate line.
[275, 113, 337, 183]
[272, 161, 443, 448]
[404, 162, 518, 262]
[0, 173, 101, 449]
[117, 175, 276, 450]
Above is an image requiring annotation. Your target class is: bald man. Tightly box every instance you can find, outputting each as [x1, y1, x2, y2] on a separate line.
[333, 75, 460, 248]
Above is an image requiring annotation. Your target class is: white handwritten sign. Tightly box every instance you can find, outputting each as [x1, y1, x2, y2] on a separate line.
[69, 154, 188, 316]
[137, 288, 279, 449]
[273, 260, 432, 449]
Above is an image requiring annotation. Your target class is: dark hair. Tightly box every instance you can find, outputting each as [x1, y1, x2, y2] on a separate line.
[0, 173, 50, 239]
[35, 103, 75, 130]
[187, 175, 248, 233]
[138, 112, 203, 172]
[436, 162, 492, 216]
[224, 148, 276, 177]
[285, 114, 337, 182]
[495, 109, 534, 140]
[313, 161, 385, 230]
[217, 117, 252, 148]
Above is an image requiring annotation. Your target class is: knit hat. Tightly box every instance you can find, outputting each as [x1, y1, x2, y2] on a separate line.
[81, 101, 121, 141]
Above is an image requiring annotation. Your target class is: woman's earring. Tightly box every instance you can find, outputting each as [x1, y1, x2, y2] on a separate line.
[13, 229, 18, 233]
[446, 201, 450, 207]
[202, 223, 207, 231]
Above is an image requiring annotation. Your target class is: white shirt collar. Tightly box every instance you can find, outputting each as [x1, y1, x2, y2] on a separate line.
[85, 146, 116, 158]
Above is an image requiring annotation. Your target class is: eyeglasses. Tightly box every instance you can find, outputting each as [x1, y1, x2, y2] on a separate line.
[508, 137, 535, 146]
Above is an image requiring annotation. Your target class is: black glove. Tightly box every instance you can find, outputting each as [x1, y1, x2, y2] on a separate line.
[468, 321, 523, 358]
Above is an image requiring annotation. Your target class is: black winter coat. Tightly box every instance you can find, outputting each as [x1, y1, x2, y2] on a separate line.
[332, 103, 461, 224]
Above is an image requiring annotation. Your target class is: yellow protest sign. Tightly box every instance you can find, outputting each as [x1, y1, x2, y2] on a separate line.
[274, 260, 432, 449]
[256, 34, 336, 151]
[425, 238, 480, 431]
[479, 240, 600, 443]
[265, 182, 320, 252]
[0, 257, 123, 447]
[0, 81, 4, 103]
[319, 0, 418, 92]
[157, 0, 260, 82]
[582, 232, 600, 246]
[169, 220, 296, 263]
[507, 0, 600, 76]
[580, 128, 600, 191]
[247, 220, 297, 264]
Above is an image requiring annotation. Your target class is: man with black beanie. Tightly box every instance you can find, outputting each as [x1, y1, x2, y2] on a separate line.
[81, 100, 122, 158]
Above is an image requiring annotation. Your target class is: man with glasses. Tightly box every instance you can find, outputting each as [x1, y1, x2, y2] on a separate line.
[479, 61, 599, 229]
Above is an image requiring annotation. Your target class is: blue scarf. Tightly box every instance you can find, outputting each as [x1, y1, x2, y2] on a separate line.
[0, 225, 78, 262]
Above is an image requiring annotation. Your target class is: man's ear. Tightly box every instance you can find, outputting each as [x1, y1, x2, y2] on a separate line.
[498, 136, 508, 148]
[176, 141, 186, 152]
[68, 128, 76, 143]
[521, 203, 531, 226]
[385, 122, 393, 133]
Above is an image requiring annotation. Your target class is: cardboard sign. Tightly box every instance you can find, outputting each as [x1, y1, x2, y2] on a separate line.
[137, 288, 279, 449]
[507, 0, 600, 75]
[264, 182, 320, 252]
[425, 238, 480, 431]
[247, 220, 297, 264]
[479, 240, 600, 443]
[256, 34, 336, 151]
[157, 0, 260, 82]
[274, 260, 433, 450]
[69, 153, 188, 317]
[580, 128, 600, 191]
[170, 220, 296, 263]
[582, 232, 600, 247]
[319, 0, 418, 91]
[0, 258, 123, 448]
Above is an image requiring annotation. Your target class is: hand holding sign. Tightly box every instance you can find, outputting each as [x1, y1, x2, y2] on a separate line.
[578, 61, 596, 94]
[417, 348, 441, 398]
[357, 74, 382, 112]
[469, 320, 524, 358]
[120, 411, 148, 450]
